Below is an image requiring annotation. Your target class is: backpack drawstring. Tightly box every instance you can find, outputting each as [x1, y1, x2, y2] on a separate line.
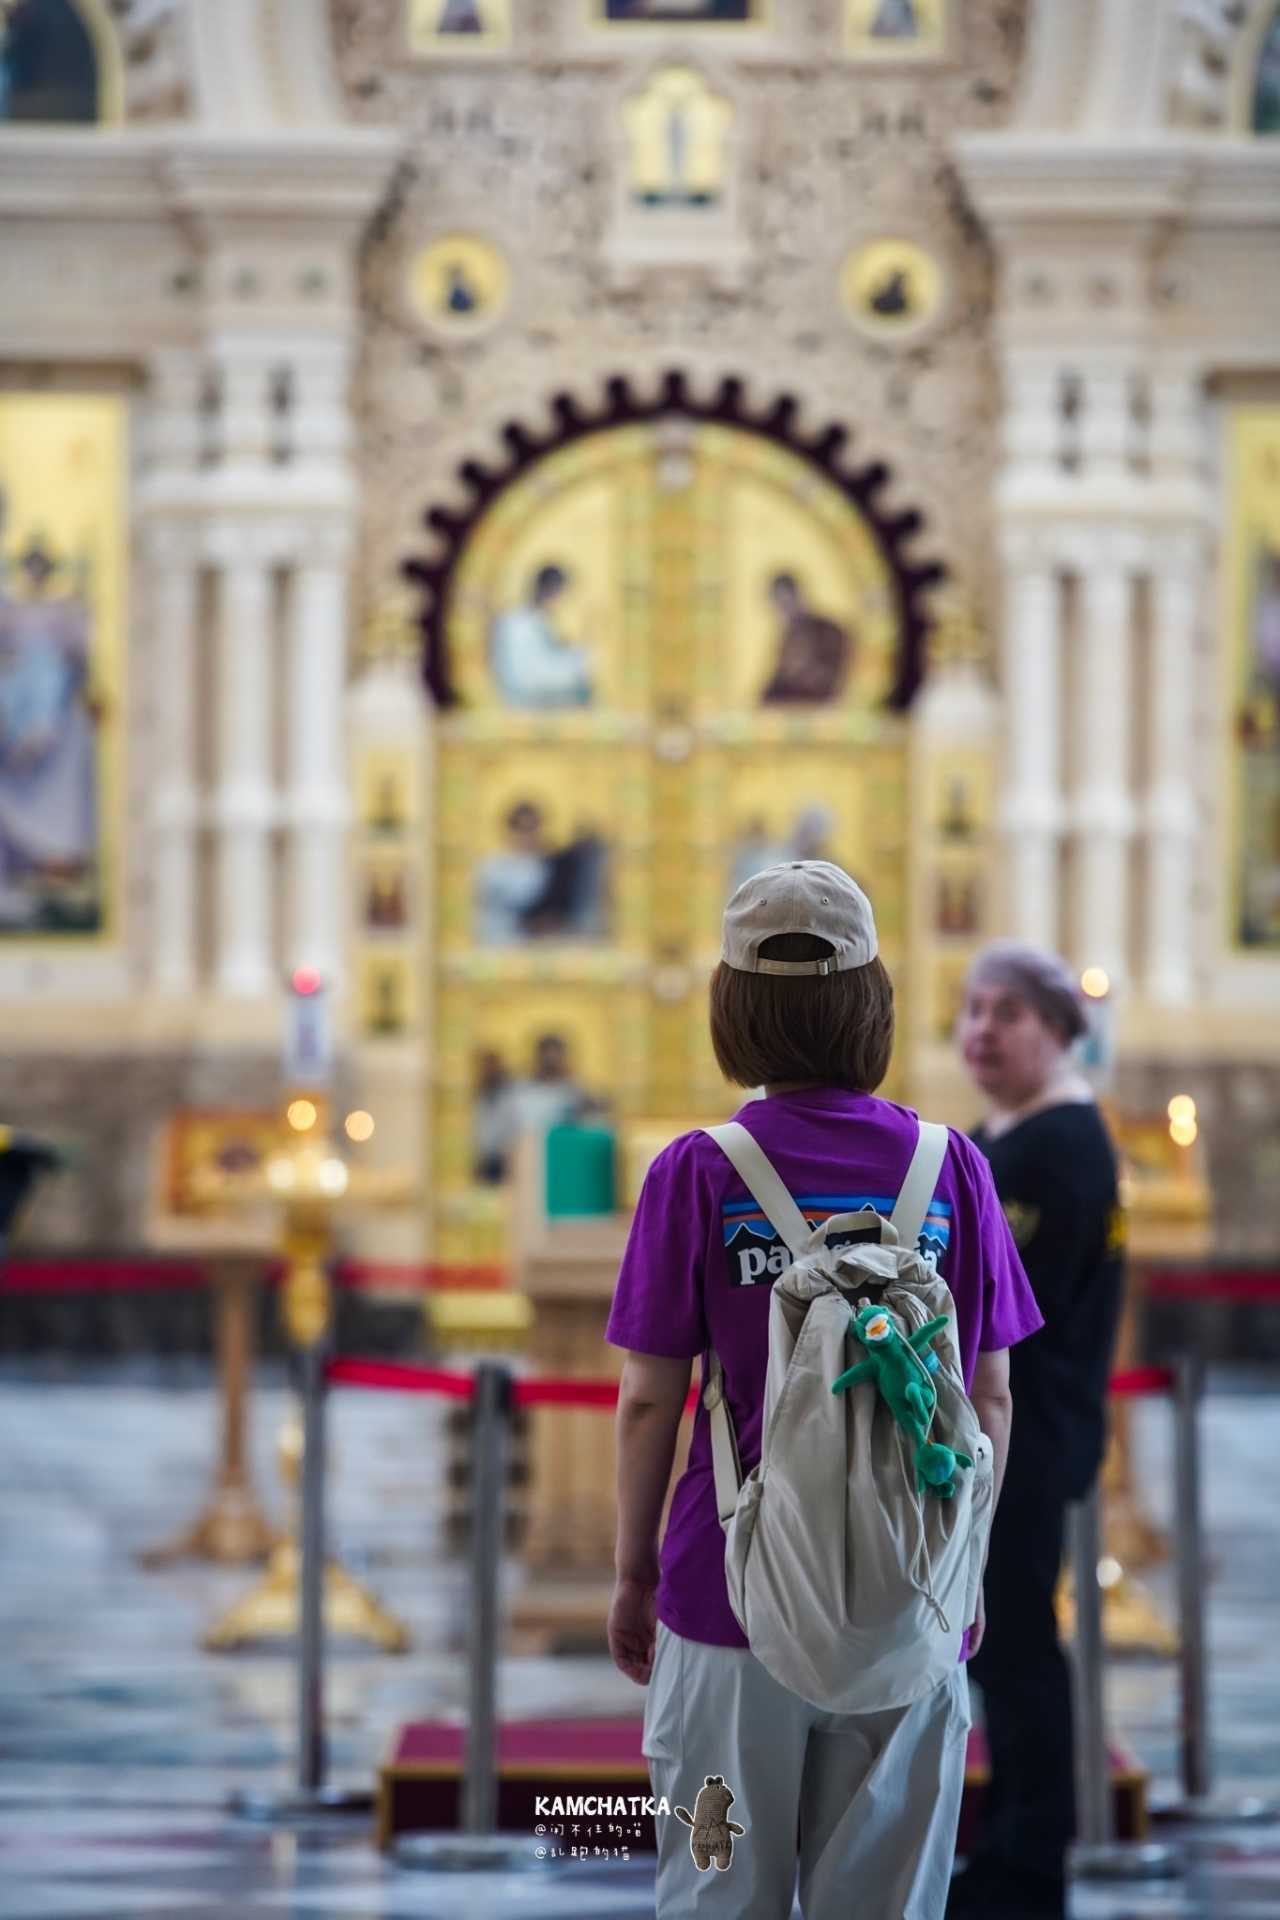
[900, 1313, 953, 1635]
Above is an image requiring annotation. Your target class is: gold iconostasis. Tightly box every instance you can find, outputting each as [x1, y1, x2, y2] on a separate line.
[375, 417, 925, 1262]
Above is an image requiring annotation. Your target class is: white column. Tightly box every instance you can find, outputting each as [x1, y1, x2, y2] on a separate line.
[286, 531, 350, 984]
[998, 533, 1064, 947]
[147, 530, 201, 992]
[211, 531, 276, 997]
[138, 350, 206, 995]
[1078, 352, 1137, 498]
[999, 353, 1064, 490]
[1143, 537, 1200, 1004]
[1073, 541, 1136, 987]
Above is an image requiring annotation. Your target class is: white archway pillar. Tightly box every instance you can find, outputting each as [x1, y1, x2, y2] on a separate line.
[1144, 536, 1200, 1004]
[138, 349, 205, 996]
[999, 530, 1064, 949]
[286, 530, 351, 986]
[209, 523, 277, 998]
[146, 530, 202, 994]
[1072, 536, 1137, 988]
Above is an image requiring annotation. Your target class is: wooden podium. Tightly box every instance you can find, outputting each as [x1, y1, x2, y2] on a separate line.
[140, 1111, 282, 1566]
[507, 1129, 693, 1652]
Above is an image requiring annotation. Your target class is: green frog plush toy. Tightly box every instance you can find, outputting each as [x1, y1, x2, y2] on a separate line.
[831, 1298, 974, 1500]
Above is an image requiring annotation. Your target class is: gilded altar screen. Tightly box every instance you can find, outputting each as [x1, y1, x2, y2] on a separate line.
[427, 419, 911, 1258]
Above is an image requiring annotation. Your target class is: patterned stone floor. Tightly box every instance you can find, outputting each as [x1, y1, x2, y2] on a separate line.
[0, 1358, 1277, 1919]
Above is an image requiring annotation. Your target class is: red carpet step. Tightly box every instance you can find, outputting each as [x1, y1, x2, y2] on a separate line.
[377, 1718, 1148, 1853]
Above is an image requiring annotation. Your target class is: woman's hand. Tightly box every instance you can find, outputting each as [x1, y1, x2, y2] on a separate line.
[608, 1575, 657, 1684]
[965, 1582, 986, 1660]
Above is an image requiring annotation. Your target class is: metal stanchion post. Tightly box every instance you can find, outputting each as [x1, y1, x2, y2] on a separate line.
[462, 1360, 505, 1834]
[297, 1337, 327, 1797]
[1069, 1487, 1180, 1882]
[395, 1362, 550, 1875]
[1150, 1355, 1277, 1826]
[1071, 1489, 1112, 1852]
[230, 1339, 373, 1823]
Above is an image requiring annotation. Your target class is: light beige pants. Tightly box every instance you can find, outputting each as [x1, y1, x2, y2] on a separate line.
[643, 1619, 970, 1920]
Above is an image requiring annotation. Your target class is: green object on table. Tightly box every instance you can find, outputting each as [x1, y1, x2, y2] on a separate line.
[545, 1122, 616, 1217]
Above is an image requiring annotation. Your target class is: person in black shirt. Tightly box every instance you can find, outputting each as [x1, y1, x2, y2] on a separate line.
[946, 942, 1125, 1920]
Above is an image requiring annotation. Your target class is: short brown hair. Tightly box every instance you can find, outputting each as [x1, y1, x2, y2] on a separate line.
[709, 932, 895, 1093]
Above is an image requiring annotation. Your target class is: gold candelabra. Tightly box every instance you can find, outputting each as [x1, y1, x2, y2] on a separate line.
[191, 1092, 415, 1654]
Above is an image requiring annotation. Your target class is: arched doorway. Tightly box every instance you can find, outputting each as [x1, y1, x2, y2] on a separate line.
[405, 380, 941, 1262]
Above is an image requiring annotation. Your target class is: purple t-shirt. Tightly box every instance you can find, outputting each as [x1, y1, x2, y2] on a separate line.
[604, 1086, 1044, 1647]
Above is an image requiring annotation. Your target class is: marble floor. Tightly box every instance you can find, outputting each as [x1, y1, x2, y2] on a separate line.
[1, 1358, 1278, 1920]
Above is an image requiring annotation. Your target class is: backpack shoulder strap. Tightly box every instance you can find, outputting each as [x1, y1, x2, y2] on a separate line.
[699, 1123, 809, 1533]
[702, 1121, 811, 1258]
[890, 1119, 949, 1251]
[702, 1349, 741, 1531]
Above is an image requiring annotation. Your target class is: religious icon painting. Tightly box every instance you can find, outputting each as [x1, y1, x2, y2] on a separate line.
[406, 0, 511, 56]
[934, 870, 982, 939]
[357, 750, 415, 836]
[408, 235, 510, 337]
[472, 784, 612, 950]
[930, 956, 970, 1043]
[359, 952, 416, 1037]
[363, 855, 411, 933]
[1225, 407, 1280, 950]
[0, 393, 125, 940]
[937, 772, 977, 840]
[1248, 3, 1280, 133]
[598, 0, 762, 24]
[840, 237, 945, 343]
[843, 0, 949, 60]
[624, 66, 734, 207]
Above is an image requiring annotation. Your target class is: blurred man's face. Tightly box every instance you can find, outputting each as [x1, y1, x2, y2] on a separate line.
[509, 806, 542, 849]
[536, 1038, 568, 1078]
[957, 983, 1064, 1107]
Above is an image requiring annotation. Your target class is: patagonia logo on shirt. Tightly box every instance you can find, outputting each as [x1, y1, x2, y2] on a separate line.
[721, 1194, 952, 1288]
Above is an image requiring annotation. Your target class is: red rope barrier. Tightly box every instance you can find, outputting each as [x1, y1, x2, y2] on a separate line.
[1145, 1269, 1280, 1303]
[5, 1258, 1275, 1304]
[325, 1360, 1176, 1407]
[0, 1259, 206, 1294]
[0, 1257, 508, 1296]
[326, 1356, 475, 1400]
[1108, 1366, 1175, 1397]
[335, 1259, 507, 1293]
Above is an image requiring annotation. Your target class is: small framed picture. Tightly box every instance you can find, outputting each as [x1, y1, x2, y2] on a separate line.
[843, 0, 950, 62]
[595, 1, 765, 26]
[359, 952, 416, 1038]
[407, 0, 511, 58]
[407, 234, 510, 338]
[840, 236, 947, 344]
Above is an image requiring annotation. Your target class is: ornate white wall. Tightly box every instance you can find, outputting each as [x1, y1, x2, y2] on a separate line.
[1, 0, 1279, 1253]
[957, 0, 1280, 1047]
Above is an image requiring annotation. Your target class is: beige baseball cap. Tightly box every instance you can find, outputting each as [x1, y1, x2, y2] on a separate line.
[721, 860, 879, 976]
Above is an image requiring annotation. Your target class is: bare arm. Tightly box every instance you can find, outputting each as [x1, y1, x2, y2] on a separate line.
[966, 1345, 1013, 1656]
[971, 1345, 1013, 1512]
[609, 1351, 693, 1683]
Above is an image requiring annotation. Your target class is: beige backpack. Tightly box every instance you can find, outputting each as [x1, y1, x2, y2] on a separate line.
[700, 1117, 995, 1714]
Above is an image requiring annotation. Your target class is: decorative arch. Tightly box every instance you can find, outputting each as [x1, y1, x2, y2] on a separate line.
[402, 371, 944, 711]
[0, 0, 124, 125]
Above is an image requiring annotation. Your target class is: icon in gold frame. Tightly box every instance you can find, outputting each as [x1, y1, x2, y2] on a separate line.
[840, 236, 945, 343]
[407, 0, 511, 57]
[408, 235, 510, 338]
[843, 0, 949, 61]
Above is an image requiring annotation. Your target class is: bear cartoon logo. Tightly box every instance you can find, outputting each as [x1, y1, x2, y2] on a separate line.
[673, 1773, 746, 1872]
